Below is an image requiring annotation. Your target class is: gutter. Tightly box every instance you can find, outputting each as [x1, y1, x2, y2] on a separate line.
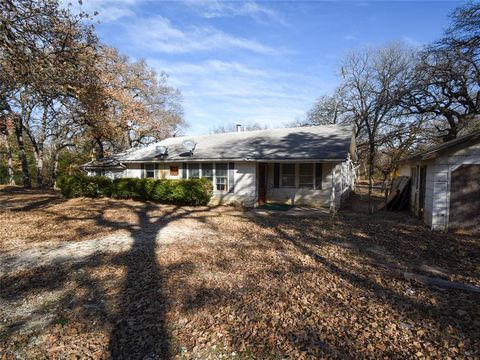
[120, 158, 349, 163]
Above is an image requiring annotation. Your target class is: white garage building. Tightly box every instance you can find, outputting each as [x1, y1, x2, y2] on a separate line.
[399, 131, 480, 233]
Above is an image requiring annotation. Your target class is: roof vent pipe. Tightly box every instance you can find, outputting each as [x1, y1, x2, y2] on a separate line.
[236, 124, 242, 132]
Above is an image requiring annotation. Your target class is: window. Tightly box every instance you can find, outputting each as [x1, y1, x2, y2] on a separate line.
[281, 163, 296, 187]
[188, 163, 199, 178]
[202, 163, 213, 182]
[170, 166, 179, 177]
[145, 164, 155, 178]
[299, 163, 314, 188]
[215, 163, 228, 191]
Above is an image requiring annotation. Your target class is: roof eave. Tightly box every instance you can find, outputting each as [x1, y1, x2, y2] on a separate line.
[120, 157, 349, 163]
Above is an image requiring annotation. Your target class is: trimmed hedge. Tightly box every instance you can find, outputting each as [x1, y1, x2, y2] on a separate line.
[57, 174, 213, 206]
[57, 174, 112, 198]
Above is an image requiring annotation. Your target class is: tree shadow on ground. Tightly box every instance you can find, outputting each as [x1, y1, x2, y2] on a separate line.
[0, 190, 221, 358]
[106, 203, 173, 358]
[1, 189, 479, 359]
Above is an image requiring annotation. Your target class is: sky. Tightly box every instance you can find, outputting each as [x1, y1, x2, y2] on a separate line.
[70, 0, 466, 135]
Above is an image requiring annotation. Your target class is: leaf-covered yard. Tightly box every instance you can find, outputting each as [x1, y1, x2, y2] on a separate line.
[0, 187, 479, 359]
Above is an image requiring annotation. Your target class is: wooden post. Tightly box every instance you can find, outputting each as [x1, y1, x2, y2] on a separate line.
[330, 167, 336, 213]
[384, 186, 388, 211]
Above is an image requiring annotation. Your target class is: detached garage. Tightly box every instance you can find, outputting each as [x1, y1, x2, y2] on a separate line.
[399, 131, 480, 233]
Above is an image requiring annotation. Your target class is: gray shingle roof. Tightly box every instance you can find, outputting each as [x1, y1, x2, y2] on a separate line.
[118, 125, 355, 163]
[83, 157, 125, 169]
[402, 130, 480, 162]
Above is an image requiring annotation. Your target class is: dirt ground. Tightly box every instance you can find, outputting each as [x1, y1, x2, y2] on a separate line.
[0, 187, 479, 359]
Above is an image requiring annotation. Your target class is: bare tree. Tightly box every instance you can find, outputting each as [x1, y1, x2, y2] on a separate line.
[375, 115, 428, 183]
[401, 2, 480, 141]
[0, 114, 15, 184]
[444, 1, 480, 50]
[304, 94, 343, 125]
[340, 44, 414, 213]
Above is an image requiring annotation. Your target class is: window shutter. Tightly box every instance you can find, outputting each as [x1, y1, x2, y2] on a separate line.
[228, 162, 235, 193]
[182, 163, 187, 178]
[154, 163, 159, 179]
[274, 163, 280, 188]
[315, 163, 323, 189]
[140, 163, 145, 178]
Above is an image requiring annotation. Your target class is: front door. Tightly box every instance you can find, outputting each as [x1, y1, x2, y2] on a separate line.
[258, 163, 267, 205]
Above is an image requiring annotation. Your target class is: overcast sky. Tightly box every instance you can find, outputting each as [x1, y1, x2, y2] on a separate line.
[71, 0, 465, 135]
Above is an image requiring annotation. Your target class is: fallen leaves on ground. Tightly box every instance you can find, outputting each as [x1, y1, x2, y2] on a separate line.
[0, 187, 479, 359]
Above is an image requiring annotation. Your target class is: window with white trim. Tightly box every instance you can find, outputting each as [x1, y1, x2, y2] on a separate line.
[188, 163, 200, 178]
[145, 164, 155, 178]
[281, 163, 295, 187]
[202, 163, 213, 182]
[299, 163, 314, 188]
[215, 163, 228, 191]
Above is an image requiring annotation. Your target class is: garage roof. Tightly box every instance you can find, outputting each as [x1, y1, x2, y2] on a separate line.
[402, 130, 480, 162]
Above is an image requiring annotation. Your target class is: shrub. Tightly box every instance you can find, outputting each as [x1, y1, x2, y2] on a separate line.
[57, 173, 112, 198]
[111, 178, 151, 200]
[148, 178, 213, 206]
[58, 174, 213, 206]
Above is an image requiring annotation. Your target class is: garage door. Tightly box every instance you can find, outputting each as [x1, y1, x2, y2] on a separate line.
[449, 164, 480, 233]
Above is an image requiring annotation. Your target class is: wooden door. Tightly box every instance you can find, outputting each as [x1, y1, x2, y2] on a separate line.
[449, 165, 480, 233]
[418, 166, 427, 219]
[258, 163, 267, 205]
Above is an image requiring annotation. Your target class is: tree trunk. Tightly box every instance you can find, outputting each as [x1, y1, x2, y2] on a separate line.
[52, 150, 60, 189]
[26, 102, 48, 188]
[36, 149, 44, 188]
[367, 144, 375, 214]
[13, 116, 31, 188]
[95, 137, 105, 159]
[1, 122, 15, 185]
[6, 134, 15, 185]
[443, 127, 458, 142]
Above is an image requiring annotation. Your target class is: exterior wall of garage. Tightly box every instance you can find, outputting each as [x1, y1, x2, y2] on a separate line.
[400, 141, 480, 231]
[435, 142, 480, 231]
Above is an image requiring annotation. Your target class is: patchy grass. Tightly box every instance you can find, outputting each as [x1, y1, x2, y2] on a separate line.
[0, 187, 479, 359]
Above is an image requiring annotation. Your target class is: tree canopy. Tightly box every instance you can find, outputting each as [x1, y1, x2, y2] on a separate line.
[0, 0, 184, 187]
[300, 2, 479, 210]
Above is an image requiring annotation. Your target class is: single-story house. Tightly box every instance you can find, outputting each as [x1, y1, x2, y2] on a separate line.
[83, 125, 357, 208]
[399, 131, 480, 233]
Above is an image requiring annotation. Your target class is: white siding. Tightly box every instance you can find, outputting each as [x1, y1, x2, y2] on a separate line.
[87, 169, 125, 179]
[265, 161, 354, 207]
[434, 142, 480, 231]
[398, 164, 411, 177]
[123, 162, 257, 206]
[406, 141, 480, 231]
[423, 161, 435, 229]
[124, 163, 143, 178]
[211, 162, 257, 206]
[92, 160, 355, 208]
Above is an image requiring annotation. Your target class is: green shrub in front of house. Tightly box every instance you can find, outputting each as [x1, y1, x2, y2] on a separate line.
[111, 178, 151, 200]
[57, 175, 213, 206]
[57, 173, 112, 198]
